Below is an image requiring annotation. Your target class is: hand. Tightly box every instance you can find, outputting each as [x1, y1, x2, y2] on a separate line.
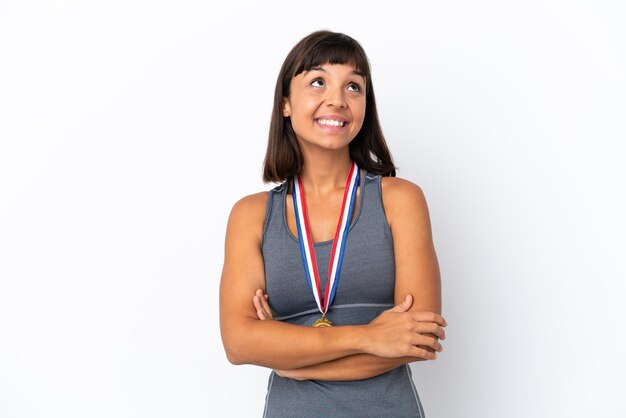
[364, 294, 447, 360]
[253, 289, 273, 320]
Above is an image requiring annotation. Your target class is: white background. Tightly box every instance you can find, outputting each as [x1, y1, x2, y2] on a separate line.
[1, 1, 625, 417]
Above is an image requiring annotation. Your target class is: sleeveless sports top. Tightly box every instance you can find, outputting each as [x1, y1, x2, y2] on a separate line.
[260, 170, 425, 418]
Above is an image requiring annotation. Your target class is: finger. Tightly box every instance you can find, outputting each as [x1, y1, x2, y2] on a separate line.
[253, 295, 263, 311]
[253, 295, 271, 320]
[258, 306, 270, 320]
[256, 290, 272, 310]
[417, 344, 437, 353]
[260, 294, 273, 320]
[389, 294, 413, 313]
[253, 296, 267, 320]
[416, 323, 446, 340]
[415, 334, 443, 351]
[411, 311, 447, 327]
[410, 334, 443, 352]
[259, 294, 270, 308]
[425, 328, 446, 341]
[407, 345, 437, 360]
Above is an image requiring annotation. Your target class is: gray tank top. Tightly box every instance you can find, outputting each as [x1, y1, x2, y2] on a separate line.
[261, 170, 425, 418]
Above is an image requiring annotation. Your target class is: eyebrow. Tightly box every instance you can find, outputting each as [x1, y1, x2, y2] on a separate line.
[307, 66, 366, 79]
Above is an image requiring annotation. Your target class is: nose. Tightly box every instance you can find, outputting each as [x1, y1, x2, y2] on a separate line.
[325, 85, 347, 108]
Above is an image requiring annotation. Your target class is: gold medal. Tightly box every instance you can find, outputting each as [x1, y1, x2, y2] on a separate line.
[312, 316, 333, 327]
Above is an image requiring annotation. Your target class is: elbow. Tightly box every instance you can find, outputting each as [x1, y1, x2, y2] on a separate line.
[222, 340, 245, 365]
[222, 336, 253, 365]
[221, 318, 262, 366]
[225, 351, 244, 366]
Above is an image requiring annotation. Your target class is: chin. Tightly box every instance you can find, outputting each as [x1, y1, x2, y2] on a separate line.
[297, 135, 354, 152]
[315, 141, 351, 151]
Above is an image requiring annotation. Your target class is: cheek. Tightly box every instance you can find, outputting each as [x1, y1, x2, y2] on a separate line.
[291, 99, 317, 120]
[352, 101, 367, 125]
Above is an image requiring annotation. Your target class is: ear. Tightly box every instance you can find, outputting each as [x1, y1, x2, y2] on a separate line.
[282, 97, 291, 117]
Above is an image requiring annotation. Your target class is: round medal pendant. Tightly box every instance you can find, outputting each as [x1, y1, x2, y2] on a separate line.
[312, 316, 333, 328]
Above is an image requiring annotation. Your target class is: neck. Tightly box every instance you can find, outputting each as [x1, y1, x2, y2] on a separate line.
[298, 147, 353, 196]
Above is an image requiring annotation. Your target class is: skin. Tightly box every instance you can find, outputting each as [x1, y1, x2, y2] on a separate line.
[219, 63, 447, 380]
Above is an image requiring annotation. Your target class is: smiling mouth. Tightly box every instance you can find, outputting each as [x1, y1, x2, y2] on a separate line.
[316, 118, 347, 127]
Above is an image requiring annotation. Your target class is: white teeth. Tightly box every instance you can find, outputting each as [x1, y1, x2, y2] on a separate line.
[317, 119, 345, 127]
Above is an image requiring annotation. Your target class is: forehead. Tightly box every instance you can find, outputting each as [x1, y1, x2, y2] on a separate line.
[294, 39, 368, 72]
[301, 64, 365, 79]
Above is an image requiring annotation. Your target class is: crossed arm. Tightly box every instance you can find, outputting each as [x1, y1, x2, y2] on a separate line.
[253, 291, 440, 381]
[219, 178, 446, 381]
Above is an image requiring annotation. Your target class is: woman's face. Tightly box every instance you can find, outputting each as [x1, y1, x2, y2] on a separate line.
[283, 63, 366, 153]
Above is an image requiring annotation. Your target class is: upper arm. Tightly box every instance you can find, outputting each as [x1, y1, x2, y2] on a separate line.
[381, 178, 441, 314]
[219, 192, 268, 353]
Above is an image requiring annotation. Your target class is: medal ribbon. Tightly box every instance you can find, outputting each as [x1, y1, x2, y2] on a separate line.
[292, 162, 360, 316]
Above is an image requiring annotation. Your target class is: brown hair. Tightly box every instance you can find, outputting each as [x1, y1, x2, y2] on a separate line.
[262, 30, 396, 183]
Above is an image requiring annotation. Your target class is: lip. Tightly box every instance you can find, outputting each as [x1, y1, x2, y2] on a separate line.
[314, 115, 350, 132]
[314, 119, 348, 132]
[314, 114, 350, 124]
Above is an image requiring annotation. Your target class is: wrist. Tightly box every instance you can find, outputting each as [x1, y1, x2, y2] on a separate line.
[349, 323, 372, 355]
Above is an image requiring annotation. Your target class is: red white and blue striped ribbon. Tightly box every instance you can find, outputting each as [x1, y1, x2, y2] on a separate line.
[292, 162, 360, 316]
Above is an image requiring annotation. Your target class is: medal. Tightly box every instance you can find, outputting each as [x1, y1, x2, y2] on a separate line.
[292, 161, 360, 327]
[312, 316, 333, 328]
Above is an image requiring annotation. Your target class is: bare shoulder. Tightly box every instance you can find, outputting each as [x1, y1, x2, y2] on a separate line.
[380, 177, 428, 213]
[230, 191, 268, 218]
[227, 191, 270, 240]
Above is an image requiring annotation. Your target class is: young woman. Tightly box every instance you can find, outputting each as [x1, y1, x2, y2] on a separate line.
[219, 30, 447, 417]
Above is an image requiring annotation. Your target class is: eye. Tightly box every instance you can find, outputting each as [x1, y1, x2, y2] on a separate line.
[347, 82, 362, 92]
[310, 78, 325, 87]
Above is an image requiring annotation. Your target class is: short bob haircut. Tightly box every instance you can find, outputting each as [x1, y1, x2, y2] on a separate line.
[262, 30, 396, 183]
